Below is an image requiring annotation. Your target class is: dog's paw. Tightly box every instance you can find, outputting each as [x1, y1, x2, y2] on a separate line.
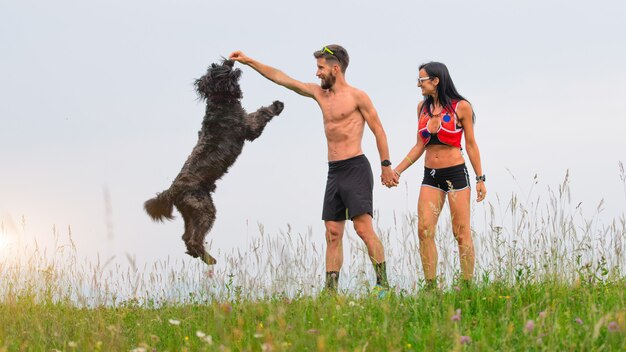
[271, 100, 284, 115]
[202, 252, 217, 265]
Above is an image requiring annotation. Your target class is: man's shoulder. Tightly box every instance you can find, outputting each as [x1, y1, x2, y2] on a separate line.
[307, 83, 325, 97]
[346, 86, 370, 101]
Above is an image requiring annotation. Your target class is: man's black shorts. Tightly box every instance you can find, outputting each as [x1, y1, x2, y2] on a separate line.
[322, 154, 373, 221]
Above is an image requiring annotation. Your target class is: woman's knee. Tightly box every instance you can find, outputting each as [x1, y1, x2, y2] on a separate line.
[417, 222, 436, 242]
[452, 223, 472, 243]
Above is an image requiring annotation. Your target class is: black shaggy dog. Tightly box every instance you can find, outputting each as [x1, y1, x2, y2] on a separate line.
[144, 59, 284, 265]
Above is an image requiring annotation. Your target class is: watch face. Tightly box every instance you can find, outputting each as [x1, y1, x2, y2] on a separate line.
[381, 160, 391, 167]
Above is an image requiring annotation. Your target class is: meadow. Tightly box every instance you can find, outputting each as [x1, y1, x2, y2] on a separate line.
[1, 171, 625, 351]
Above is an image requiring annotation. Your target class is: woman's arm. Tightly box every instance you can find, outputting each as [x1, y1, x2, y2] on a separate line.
[458, 100, 486, 202]
[394, 101, 426, 176]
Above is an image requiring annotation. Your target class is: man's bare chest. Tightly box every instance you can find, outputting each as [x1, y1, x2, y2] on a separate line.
[320, 98, 359, 123]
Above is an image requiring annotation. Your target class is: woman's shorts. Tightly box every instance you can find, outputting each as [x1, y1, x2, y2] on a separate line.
[422, 163, 471, 192]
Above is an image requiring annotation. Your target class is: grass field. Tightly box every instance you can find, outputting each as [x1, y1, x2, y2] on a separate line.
[1, 280, 624, 351]
[1, 173, 625, 351]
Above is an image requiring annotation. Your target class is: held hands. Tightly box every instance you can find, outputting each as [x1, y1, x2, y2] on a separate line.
[476, 181, 487, 202]
[381, 167, 399, 188]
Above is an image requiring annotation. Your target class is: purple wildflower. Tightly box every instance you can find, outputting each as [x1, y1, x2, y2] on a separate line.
[451, 309, 461, 322]
[538, 311, 546, 319]
[525, 320, 535, 333]
[460, 335, 471, 344]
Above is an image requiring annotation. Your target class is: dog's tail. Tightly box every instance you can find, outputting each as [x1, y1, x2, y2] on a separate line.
[144, 191, 175, 222]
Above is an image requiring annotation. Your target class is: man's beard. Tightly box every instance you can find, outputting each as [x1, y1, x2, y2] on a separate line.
[320, 74, 336, 89]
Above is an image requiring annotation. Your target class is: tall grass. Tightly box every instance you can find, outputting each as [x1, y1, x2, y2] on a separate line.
[0, 173, 625, 350]
[1, 172, 625, 305]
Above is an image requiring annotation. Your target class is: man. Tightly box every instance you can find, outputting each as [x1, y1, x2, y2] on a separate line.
[229, 44, 398, 292]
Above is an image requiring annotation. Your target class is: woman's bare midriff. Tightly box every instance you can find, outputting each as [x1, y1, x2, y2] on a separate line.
[424, 144, 464, 169]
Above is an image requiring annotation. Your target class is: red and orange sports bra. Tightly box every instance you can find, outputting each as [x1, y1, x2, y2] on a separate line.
[418, 100, 463, 148]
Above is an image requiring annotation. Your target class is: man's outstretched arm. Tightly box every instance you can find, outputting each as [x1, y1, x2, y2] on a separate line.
[229, 51, 317, 98]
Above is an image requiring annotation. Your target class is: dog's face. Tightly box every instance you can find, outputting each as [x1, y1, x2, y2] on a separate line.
[195, 59, 243, 102]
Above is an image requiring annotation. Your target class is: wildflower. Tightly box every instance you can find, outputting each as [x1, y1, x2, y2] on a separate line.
[168, 319, 181, 326]
[607, 321, 619, 332]
[575, 317, 583, 325]
[538, 311, 547, 319]
[460, 335, 471, 344]
[348, 301, 356, 307]
[68, 341, 78, 348]
[406, 343, 412, 348]
[206, 268, 214, 278]
[261, 342, 274, 351]
[196, 331, 213, 344]
[454, 286, 460, 292]
[525, 320, 535, 333]
[253, 333, 263, 338]
[451, 309, 461, 322]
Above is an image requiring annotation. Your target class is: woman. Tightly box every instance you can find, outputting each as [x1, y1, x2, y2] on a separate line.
[393, 62, 486, 287]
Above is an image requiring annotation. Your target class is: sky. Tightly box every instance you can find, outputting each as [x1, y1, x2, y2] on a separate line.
[1, 0, 625, 274]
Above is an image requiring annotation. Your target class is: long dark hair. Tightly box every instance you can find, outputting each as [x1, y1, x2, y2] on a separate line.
[419, 62, 475, 122]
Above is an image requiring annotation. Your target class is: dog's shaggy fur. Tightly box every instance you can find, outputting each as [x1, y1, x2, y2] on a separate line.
[144, 59, 283, 265]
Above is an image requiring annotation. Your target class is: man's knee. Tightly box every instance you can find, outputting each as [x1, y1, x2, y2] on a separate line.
[352, 214, 375, 239]
[325, 223, 344, 244]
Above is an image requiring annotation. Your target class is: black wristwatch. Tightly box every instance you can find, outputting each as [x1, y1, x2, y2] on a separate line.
[476, 175, 486, 182]
[381, 160, 392, 167]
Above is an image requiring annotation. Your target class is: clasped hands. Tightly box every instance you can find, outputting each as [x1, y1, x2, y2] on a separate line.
[381, 168, 400, 188]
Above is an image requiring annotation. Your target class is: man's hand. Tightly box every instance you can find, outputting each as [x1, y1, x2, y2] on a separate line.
[476, 181, 487, 202]
[381, 167, 399, 188]
[229, 51, 251, 65]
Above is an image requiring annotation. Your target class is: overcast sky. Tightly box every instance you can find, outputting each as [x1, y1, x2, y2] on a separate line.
[1, 0, 625, 270]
